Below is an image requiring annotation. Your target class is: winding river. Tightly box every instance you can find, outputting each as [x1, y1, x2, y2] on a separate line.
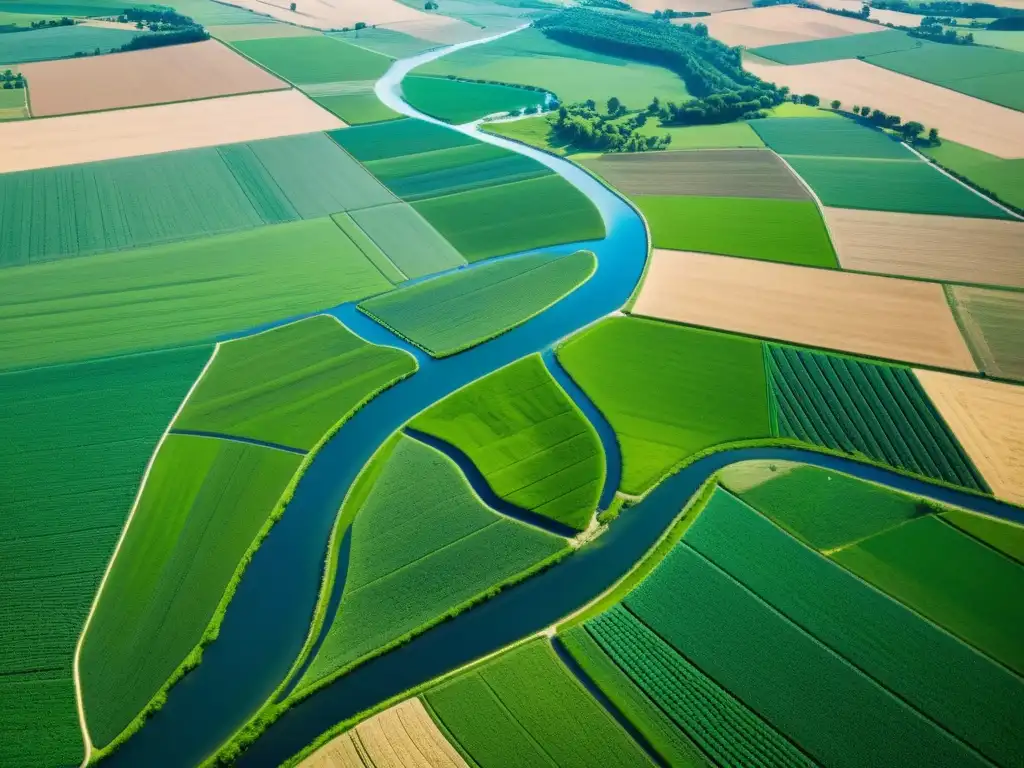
[99, 29, 1024, 768]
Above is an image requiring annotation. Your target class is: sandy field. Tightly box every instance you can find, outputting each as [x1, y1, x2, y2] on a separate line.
[820, 0, 927, 27]
[633, 249, 978, 371]
[916, 370, 1024, 506]
[21, 40, 287, 117]
[950, 286, 1024, 381]
[209, 22, 322, 40]
[692, 5, 882, 48]
[300, 698, 468, 768]
[825, 208, 1024, 289]
[745, 57, 1024, 158]
[631, 0, 751, 12]
[0, 89, 343, 173]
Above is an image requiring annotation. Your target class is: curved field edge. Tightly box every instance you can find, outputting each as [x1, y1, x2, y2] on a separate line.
[82, 323, 419, 765]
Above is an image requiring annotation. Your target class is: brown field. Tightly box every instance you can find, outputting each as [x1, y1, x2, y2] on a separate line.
[299, 698, 468, 768]
[825, 208, 1024, 289]
[949, 286, 1024, 382]
[0, 89, 343, 173]
[743, 57, 1024, 158]
[693, 5, 882, 48]
[581, 149, 809, 199]
[21, 39, 287, 117]
[632, 249, 978, 371]
[915, 370, 1024, 506]
[631, 0, 751, 12]
[209, 22, 322, 41]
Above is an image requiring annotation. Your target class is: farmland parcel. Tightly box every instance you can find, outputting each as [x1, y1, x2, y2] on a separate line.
[749, 116, 913, 160]
[698, 4, 882, 48]
[949, 286, 1024, 381]
[920, 138, 1024, 210]
[346, 203, 466, 279]
[401, 74, 547, 124]
[751, 29, 921, 65]
[231, 35, 392, 85]
[0, 23, 144, 64]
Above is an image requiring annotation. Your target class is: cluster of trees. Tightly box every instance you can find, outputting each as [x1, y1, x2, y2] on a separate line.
[988, 16, 1024, 29]
[652, 9, 710, 18]
[120, 25, 209, 50]
[118, 7, 196, 28]
[843, 102, 941, 143]
[30, 16, 75, 29]
[551, 100, 673, 152]
[1, 69, 26, 90]
[909, 18, 975, 43]
[872, 0, 1024, 18]
[578, 0, 633, 10]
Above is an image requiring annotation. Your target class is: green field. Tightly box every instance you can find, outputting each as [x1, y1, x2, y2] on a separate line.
[426, 639, 654, 768]
[482, 114, 577, 154]
[767, 344, 986, 490]
[633, 196, 839, 268]
[0, 1, 139, 18]
[649, 120, 765, 149]
[300, 437, 565, 687]
[783, 155, 1013, 218]
[0, 86, 26, 119]
[359, 250, 596, 357]
[0, 23, 143, 63]
[329, 212, 405, 283]
[943, 509, 1024, 564]
[0, 347, 209, 768]
[950, 286, 1024, 382]
[327, 27, 438, 58]
[348, 202, 466, 279]
[80, 435, 301, 747]
[0, 218, 392, 371]
[314, 93, 402, 125]
[919, 137, 1024, 211]
[558, 318, 772, 495]
[231, 35, 392, 84]
[412, 355, 604, 530]
[967, 30, 1024, 52]
[750, 116, 913, 159]
[330, 118, 476, 162]
[751, 29, 921, 65]
[832, 514, 1024, 676]
[175, 315, 417, 449]
[0, 10, 65, 29]
[402, 74, 548, 124]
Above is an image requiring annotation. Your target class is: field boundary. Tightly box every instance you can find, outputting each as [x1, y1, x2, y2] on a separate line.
[903, 142, 1024, 221]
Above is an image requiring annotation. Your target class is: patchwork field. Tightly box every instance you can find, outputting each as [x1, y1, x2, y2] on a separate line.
[631, 0, 751, 11]
[0, 23, 143, 64]
[824, 207, 1024, 288]
[949, 286, 1024, 381]
[751, 29, 920, 65]
[359, 250, 596, 356]
[314, 93, 402, 125]
[346, 203, 466, 279]
[750, 116, 912, 159]
[0, 87, 27, 120]
[698, 4, 882, 48]
[632, 249, 978, 371]
[412, 355, 604, 530]
[331, 117, 477, 162]
[921, 138, 1024, 210]
[402, 74, 547, 123]
[231, 35, 392, 85]
[327, 27, 441, 59]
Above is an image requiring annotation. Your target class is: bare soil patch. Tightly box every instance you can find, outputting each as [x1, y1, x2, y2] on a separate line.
[743, 57, 1024, 158]
[582, 149, 809, 199]
[695, 5, 882, 48]
[0, 89, 343, 173]
[826, 207, 1024, 289]
[916, 370, 1024, 506]
[633, 249, 978, 371]
[949, 286, 1024, 382]
[22, 39, 287, 117]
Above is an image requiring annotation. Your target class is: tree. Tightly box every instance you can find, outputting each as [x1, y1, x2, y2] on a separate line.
[585, 99, 596, 111]
[607, 96, 621, 115]
[860, 105, 871, 116]
[900, 121, 924, 142]
[929, 127, 940, 144]
[851, 104, 859, 113]
[635, 112, 648, 127]
[648, 96, 660, 114]
[289, 2, 296, 9]
[831, 99, 841, 110]
[354, 21, 366, 29]
[800, 93, 820, 106]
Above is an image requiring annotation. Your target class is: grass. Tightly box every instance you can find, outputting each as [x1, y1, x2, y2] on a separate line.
[750, 116, 914, 159]
[784, 155, 1013, 219]
[231, 35, 392, 84]
[0, 86, 27, 119]
[633, 196, 839, 268]
[359, 249, 596, 357]
[691, 487, 1023, 767]
[832, 514, 1024, 677]
[80, 435, 302, 747]
[348, 202, 466, 279]
[763, 102, 843, 119]
[0, 23, 142, 63]
[412, 174, 605, 261]
[314, 93, 402, 125]
[330, 212, 406, 283]
[0, 0, 134, 14]
[412, 355, 604, 530]
[482, 115, 575, 155]
[0, 218, 393, 371]
[0, 346, 209, 768]
[329, 118, 477, 162]
[651, 120, 765, 149]
[751, 29, 920, 65]
[425, 639, 653, 768]
[967, 30, 1024, 53]
[919, 137, 1024, 211]
[299, 436, 566, 689]
[942, 509, 1024, 564]
[767, 344, 986, 490]
[557, 317, 772, 495]
[402, 74, 548, 124]
[175, 315, 417, 450]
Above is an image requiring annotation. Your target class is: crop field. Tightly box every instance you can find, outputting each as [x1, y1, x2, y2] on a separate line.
[80, 434, 301, 747]
[767, 344, 985, 489]
[314, 93, 402, 125]
[482, 114, 576, 155]
[348, 203, 466, 279]
[231, 35, 393, 85]
[359, 250, 596, 357]
[831, 514, 1024, 676]
[582, 149, 810, 200]
[643, 121, 766, 150]
[0, 89, 344, 174]
[22, 40, 287, 117]
[0, 23, 143, 64]
[632, 250, 976, 370]
[413, 174, 604, 262]
[330, 118, 476, 162]
[426, 640, 652, 768]
[917, 370, 1024, 505]
[210, 22, 321, 42]
[0, 87, 27, 120]
[329, 212, 405, 283]
[687, 487, 1024, 767]
[751, 29, 921, 65]
[300, 437, 565, 687]
[412, 355, 604, 530]
[943, 509, 1024, 564]
[635, 198, 838, 267]
[558, 317, 771, 495]
[920, 138, 1024, 210]
[824, 207, 1024, 288]
[327, 27, 439, 58]
[625, 536, 990, 767]
[950, 286, 1024, 381]
[0, 347, 209, 768]
[700, 4, 882, 48]
[175, 316, 417, 449]
[750, 116, 912, 159]
[0, 218, 392, 371]
[402, 74, 547, 124]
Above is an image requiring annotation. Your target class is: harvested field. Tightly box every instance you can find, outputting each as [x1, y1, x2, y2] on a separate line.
[916, 370, 1024, 506]
[0, 89, 343, 173]
[209, 22, 321, 41]
[742, 57, 1024, 158]
[232, 35, 391, 85]
[949, 286, 1024, 382]
[581, 149, 809, 200]
[696, 5, 882, 48]
[298, 698, 468, 768]
[0, 24, 143, 64]
[632, 249, 977, 371]
[824, 208, 1024, 288]
[750, 116, 911, 159]
[752, 29, 921, 66]
[22, 40, 287, 117]
[821, 0, 928, 26]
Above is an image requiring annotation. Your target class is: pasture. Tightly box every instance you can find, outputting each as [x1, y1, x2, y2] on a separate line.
[751, 29, 920, 65]
[348, 203, 466, 279]
[921, 138, 1024, 210]
[482, 114, 574, 155]
[636, 200, 837, 268]
[359, 250, 595, 357]
[750, 116, 913, 159]
[558, 317, 771, 495]
[401, 74, 547, 124]
[327, 27, 439, 58]
[632, 250, 978, 371]
[210, 22, 321, 41]
[412, 355, 604, 530]
[642, 120, 766, 149]
[948, 286, 1024, 381]
[0, 23, 143, 64]
[231, 35, 393, 84]
[699, 4, 882, 48]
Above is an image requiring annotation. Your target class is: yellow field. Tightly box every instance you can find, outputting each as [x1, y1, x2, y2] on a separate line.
[695, 5, 882, 48]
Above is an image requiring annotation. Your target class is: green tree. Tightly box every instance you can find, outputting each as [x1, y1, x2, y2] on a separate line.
[585, 99, 596, 111]
[928, 127, 940, 144]
[648, 96, 660, 114]
[800, 94, 820, 106]
[831, 99, 841, 110]
[860, 105, 871, 116]
[290, 2, 296, 10]
[900, 121, 924, 142]
[607, 96, 621, 115]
